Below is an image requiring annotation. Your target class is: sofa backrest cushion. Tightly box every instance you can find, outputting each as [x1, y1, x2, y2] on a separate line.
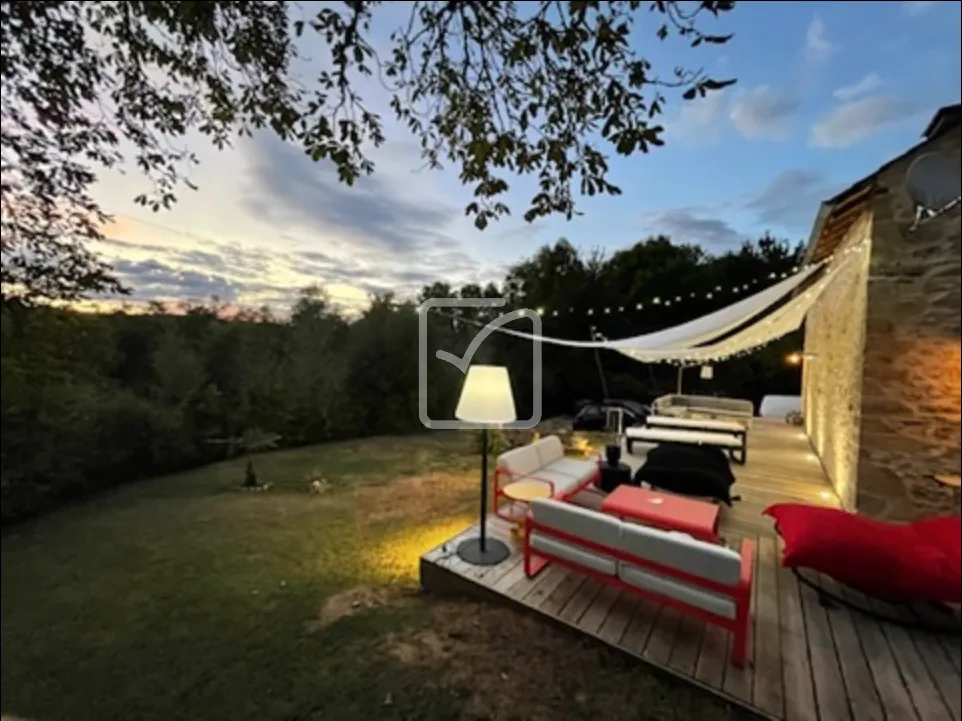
[618, 523, 741, 587]
[529, 498, 620, 550]
[533, 435, 565, 466]
[497, 443, 542, 480]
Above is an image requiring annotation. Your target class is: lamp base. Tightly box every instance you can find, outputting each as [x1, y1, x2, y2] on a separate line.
[456, 537, 510, 566]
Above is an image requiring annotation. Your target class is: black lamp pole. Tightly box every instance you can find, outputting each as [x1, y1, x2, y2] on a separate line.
[479, 426, 488, 551]
[457, 424, 510, 565]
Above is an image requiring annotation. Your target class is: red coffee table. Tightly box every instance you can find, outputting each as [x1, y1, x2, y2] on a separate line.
[600, 486, 720, 543]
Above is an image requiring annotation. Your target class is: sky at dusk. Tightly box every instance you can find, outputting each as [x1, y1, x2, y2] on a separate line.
[93, 0, 962, 313]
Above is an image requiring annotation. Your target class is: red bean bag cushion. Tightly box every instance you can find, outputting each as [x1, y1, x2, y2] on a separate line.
[763, 503, 962, 604]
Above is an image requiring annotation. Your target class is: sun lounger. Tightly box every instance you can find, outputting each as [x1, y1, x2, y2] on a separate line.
[645, 414, 748, 434]
[625, 426, 747, 464]
[651, 394, 754, 427]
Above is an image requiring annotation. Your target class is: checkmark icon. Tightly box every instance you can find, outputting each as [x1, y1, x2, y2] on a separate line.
[418, 297, 543, 430]
[435, 310, 529, 374]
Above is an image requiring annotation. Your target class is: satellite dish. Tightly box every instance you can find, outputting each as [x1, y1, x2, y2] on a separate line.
[904, 152, 961, 230]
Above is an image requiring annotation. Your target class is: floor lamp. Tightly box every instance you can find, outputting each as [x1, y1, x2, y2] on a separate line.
[455, 365, 514, 566]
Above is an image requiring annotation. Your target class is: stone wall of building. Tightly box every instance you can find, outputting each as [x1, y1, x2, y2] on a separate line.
[803, 215, 872, 511]
[856, 127, 962, 521]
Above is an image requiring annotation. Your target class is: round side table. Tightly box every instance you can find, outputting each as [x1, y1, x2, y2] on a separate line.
[503, 480, 553, 539]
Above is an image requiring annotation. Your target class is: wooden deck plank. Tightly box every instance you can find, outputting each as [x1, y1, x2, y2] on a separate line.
[666, 615, 705, 677]
[778, 557, 818, 721]
[511, 564, 566, 605]
[909, 603, 962, 676]
[559, 578, 603, 625]
[838, 585, 921, 721]
[488, 555, 528, 593]
[596, 593, 638, 646]
[643, 606, 682, 666]
[798, 570, 852, 721]
[911, 631, 962, 721]
[869, 598, 957, 721]
[577, 585, 621, 636]
[694, 623, 729, 690]
[538, 569, 587, 616]
[752, 536, 786, 719]
[479, 552, 523, 588]
[816, 575, 884, 721]
[618, 599, 661, 655]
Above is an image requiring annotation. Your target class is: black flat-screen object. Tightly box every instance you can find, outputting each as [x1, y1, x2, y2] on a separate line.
[633, 443, 738, 505]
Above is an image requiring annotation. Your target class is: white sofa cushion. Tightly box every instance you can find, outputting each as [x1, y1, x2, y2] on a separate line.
[524, 469, 585, 497]
[497, 444, 542, 480]
[618, 523, 741, 587]
[625, 426, 743, 449]
[619, 562, 736, 619]
[530, 532, 616, 575]
[542, 456, 599, 482]
[532, 435, 565, 466]
[529, 498, 621, 549]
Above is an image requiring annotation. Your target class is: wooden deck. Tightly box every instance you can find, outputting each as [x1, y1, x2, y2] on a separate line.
[420, 421, 961, 721]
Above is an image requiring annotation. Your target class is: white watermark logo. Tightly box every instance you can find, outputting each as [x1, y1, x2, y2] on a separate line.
[418, 297, 542, 430]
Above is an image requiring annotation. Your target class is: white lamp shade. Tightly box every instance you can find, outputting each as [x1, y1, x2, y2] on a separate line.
[700, 365, 714, 380]
[455, 365, 517, 425]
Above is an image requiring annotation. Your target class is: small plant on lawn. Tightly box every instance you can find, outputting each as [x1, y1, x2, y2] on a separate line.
[304, 466, 331, 495]
[208, 428, 282, 491]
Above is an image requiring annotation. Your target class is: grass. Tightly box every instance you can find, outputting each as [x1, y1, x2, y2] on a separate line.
[2, 432, 757, 721]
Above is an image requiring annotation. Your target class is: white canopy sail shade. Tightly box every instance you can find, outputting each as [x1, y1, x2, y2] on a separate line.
[491, 263, 821, 351]
[471, 239, 868, 364]
[614, 246, 865, 363]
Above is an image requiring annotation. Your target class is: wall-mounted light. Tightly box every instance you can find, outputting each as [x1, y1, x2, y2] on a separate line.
[786, 352, 818, 366]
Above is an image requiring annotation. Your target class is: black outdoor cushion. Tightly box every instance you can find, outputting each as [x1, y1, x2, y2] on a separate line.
[633, 443, 738, 505]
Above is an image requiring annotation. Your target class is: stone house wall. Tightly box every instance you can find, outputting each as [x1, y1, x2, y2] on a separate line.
[856, 126, 962, 521]
[802, 214, 872, 511]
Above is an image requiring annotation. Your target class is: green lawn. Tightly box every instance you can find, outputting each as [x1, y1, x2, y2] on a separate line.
[2, 433, 756, 721]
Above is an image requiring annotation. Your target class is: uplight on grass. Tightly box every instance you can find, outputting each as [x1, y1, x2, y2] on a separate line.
[361, 515, 475, 584]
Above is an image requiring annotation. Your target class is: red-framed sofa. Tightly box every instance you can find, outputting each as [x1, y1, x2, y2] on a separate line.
[524, 498, 756, 667]
[493, 435, 600, 522]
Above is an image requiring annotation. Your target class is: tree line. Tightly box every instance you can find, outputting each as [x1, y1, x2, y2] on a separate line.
[0, 234, 803, 523]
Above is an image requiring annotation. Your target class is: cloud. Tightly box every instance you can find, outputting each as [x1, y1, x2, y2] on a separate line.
[108, 257, 246, 303]
[810, 96, 923, 148]
[903, 1, 938, 16]
[638, 167, 842, 250]
[744, 170, 840, 229]
[641, 209, 744, 249]
[666, 90, 729, 145]
[805, 16, 835, 63]
[833, 73, 883, 102]
[244, 133, 459, 256]
[729, 86, 798, 140]
[241, 133, 491, 297]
